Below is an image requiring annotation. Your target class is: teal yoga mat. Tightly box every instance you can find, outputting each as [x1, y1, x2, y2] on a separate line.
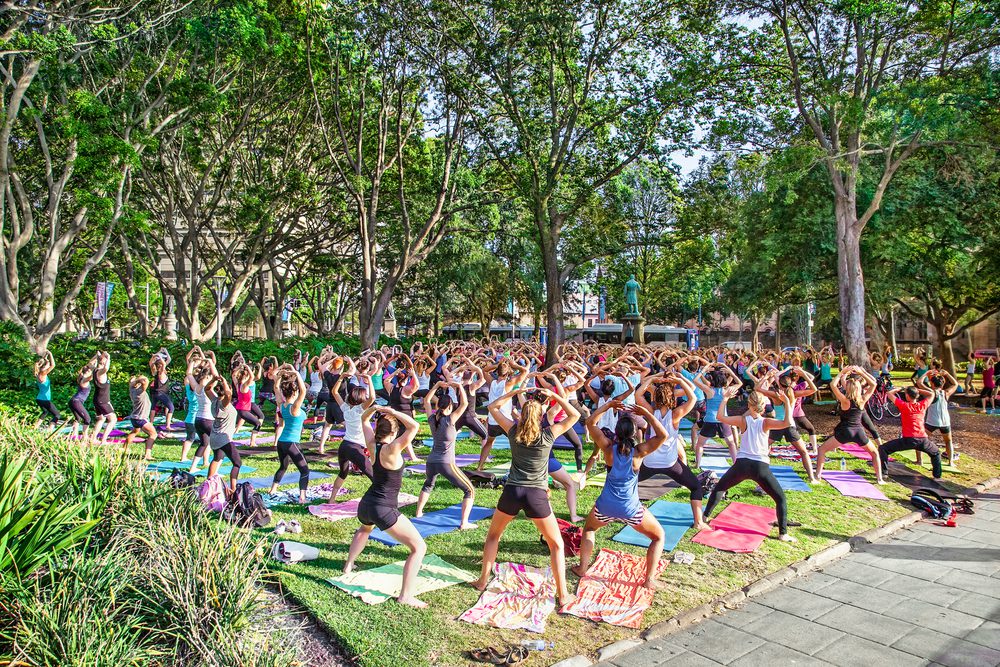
[612, 500, 694, 551]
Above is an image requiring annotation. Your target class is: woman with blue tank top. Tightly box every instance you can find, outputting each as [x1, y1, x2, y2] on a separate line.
[692, 364, 742, 468]
[576, 400, 669, 589]
[33, 350, 61, 427]
[268, 365, 310, 503]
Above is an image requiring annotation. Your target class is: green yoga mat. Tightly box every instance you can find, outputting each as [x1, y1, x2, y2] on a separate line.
[892, 449, 961, 473]
[551, 461, 606, 487]
[326, 554, 475, 604]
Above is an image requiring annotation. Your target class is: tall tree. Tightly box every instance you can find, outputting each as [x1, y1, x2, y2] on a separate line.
[725, 0, 1000, 364]
[427, 0, 720, 363]
[0, 0, 189, 351]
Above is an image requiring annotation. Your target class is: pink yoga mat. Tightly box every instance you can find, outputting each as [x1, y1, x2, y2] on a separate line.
[308, 493, 418, 522]
[234, 435, 275, 446]
[823, 470, 888, 500]
[840, 443, 873, 461]
[692, 502, 777, 553]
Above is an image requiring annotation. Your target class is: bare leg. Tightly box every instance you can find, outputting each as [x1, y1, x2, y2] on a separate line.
[328, 473, 348, 502]
[99, 415, 117, 446]
[476, 436, 495, 471]
[143, 424, 157, 459]
[180, 438, 193, 462]
[472, 510, 515, 591]
[344, 524, 374, 573]
[571, 510, 603, 579]
[384, 517, 428, 608]
[694, 435, 706, 469]
[631, 510, 666, 589]
[691, 499, 709, 530]
[533, 513, 574, 606]
[791, 439, 817, 482]
[92, 415, 106, 445]
[724, 434, 738, 462]
[550, 466, 582, 523]
[865, 443, 885, 484]
[459, 493, 476, 529]
[814, 437, 842, 481]
[415, 488, 431, 518]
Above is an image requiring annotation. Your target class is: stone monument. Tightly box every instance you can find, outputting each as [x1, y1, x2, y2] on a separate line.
[620, 274, 645, 344]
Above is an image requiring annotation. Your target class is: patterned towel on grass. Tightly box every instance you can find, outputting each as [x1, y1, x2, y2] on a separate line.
[459, 563, 556, 633]
[263, 483, 347, 508]
[308, 494, 418, 522]
[561, 549, 668, 629]
[327, 554, 474, 605]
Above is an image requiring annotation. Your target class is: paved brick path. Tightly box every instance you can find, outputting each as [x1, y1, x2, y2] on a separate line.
[600, 492, 1000, 667]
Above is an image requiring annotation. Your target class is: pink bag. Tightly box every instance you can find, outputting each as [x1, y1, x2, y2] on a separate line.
[197, 474, 228, 513]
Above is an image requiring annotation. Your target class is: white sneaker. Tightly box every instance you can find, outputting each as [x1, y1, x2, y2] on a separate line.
[274, 520, 287, 535]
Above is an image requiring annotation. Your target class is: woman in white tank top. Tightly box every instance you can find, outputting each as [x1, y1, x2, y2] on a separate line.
[701, 387, 797, 543]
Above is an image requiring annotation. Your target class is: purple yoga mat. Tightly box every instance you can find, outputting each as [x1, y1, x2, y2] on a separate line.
[823, 470, 888, 500]
[407, 454, 481, 474]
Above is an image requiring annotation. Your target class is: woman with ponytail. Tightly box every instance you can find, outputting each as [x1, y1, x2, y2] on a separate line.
[473, 387, 580, 608]
[575, 399, 670, 589]
[635, 372, 712, 530]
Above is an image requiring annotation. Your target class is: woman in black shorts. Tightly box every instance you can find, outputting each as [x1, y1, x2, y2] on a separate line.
[344, 405, 428, 608]
[91, 351, 118, 445]
[317, 356, 345, 454]
[149, 350, 174, 429]
[473, 387, 580, 607]
[415, 380, 478, 528]
[815, 366, 884, 484]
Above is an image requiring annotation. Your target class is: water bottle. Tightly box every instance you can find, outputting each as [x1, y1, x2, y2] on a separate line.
[520, 640, 553, 651]
[840, 458, 846, 471]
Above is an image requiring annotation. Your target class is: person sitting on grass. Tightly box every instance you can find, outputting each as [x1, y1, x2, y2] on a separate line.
[344, 405, 428, 608]
[879, 384, 941, 479]
[125, 375, 158, 460]
[473, 387, 580, 609]
[574, 399, 669, 590]
[415, 380, 478, 529]
[703, 386, 798, 543]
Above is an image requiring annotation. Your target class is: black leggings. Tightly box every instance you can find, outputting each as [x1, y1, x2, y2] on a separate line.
[68, 398, 91, 426]
[560, 427, 585, 469]
[793, 415, 816, 436]
[273, 440, 310, 490]
[454, 412, 488, 440]
[421, 461, 474, 499]
[704, 458, 787, 534]
[860, 411, 880, 441]
[638, 460, 704, 500]
[212, 443, 243, 485]
[193, 417, 213, 460]
[880, 437, 941, 478]
[337, 440, 374, 481]
[237, 407, 263, 431]
[37, 399, 61, 423]
[152, 392, 174, 413]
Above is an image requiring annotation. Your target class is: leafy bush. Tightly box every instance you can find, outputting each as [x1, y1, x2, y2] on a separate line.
[0, 415, 299, 666]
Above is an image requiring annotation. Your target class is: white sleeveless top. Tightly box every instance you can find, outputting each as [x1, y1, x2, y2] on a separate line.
[487, 379, 513, 425]
[643, 408, 682, 468]
[596, 397, 618, 431]
[343, 403, 365, 444]
[737, 414, 769, 464]
[417, 372, 431, 390]
[309, 371, 323, 393]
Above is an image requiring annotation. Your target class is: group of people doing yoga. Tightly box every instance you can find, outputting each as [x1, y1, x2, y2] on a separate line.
[34, 339, 965, 606]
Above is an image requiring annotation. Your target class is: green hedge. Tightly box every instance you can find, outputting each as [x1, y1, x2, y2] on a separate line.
[0, 322, 411, 417]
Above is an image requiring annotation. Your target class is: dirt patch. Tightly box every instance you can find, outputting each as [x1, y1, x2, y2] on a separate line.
[262, 586, 352, 667]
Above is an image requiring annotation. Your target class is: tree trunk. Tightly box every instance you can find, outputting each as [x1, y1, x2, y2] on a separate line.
[538, 220, 563, 367]
[774, 307, 781, 350]
[750, 314, 761, 350]
[934, 318, 957, 376]
[889, 306, 899, 359]
[834, 200, 869, 366]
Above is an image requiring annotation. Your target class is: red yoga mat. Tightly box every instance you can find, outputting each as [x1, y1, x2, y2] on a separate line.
[692, 502, 777, 553]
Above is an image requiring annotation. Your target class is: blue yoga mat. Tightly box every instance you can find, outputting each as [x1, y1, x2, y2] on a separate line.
[370, 504, 494, 546]
[613, 500, 694, 551]
[700, 455, 730, 473]
[769, 465, 811, 492]
[242, 472, 331, 489]
[147, 460, 257, 475]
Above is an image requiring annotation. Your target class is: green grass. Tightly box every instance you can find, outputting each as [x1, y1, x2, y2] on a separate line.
[133, 419, 1000, 667]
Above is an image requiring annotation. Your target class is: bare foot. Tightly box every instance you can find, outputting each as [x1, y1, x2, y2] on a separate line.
[777, 533, 797, 543]
[643, 578, 664, 591]
[876, 480, 887, 485]
[397, 595, 428, 608]
[692, 521, 712, 531]
[470, 577, 488, 592]
[459, 522, 478, 530]
[570, 564, 589, 578]
[569, 515, 583, 523]
[344, 564, 354, 574]
[415, 511, 424, 518]
[557, 593, 577, 610]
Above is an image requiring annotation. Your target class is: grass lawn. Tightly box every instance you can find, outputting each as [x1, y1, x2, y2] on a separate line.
[135, 415, 1000, 667]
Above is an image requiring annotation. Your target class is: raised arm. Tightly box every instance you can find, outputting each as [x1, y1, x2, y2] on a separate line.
[487, 388, 522, 434]
[715, 386, 744, 429]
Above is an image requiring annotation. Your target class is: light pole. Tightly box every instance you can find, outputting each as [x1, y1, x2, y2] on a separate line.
[214, 276, 223, 347]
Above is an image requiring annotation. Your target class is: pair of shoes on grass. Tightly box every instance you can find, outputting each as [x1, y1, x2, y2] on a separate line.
[274, 519, 302, 535]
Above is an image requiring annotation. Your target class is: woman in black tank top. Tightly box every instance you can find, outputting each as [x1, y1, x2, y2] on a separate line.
[344, 405, 429, 608]
[815, 366, 885, 484]
[91, 351, 119, 446]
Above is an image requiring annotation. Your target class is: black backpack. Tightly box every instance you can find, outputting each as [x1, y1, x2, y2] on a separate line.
[168, 470, 198, 489]
[223, 482, 272, 528]
[466, 469, 504, 489]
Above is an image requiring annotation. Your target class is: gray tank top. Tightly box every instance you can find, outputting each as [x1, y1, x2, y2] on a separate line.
[506, 425, 554, 488]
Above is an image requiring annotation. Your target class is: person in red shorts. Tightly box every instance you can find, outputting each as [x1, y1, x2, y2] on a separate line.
[878, 385, 940, 478]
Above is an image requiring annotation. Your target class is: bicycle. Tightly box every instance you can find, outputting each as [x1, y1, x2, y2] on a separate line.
[866, 374, 900, 421]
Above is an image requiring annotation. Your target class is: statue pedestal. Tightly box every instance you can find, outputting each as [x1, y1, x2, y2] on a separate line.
[163, 312, 178, 341]
[619, 314, 645, 344]
[383, 317, 397, 337]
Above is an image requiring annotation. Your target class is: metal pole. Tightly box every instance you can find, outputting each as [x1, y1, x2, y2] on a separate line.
[698, 287, 702, 326]
[806, 302, 814, 348]
[144, 284, 150, 323]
